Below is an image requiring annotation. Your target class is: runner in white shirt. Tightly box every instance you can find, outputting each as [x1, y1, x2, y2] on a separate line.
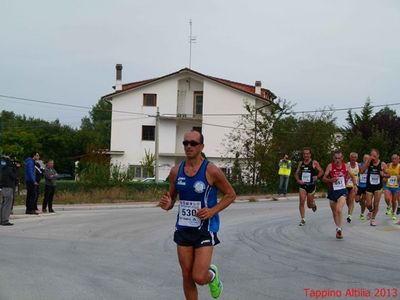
[345, 152, 359, 223]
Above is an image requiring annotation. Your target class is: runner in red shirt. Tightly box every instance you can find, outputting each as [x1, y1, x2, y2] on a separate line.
[323, 150, 357, 239]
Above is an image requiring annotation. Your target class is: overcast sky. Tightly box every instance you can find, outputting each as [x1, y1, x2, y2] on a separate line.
[1, 0, 399, 127]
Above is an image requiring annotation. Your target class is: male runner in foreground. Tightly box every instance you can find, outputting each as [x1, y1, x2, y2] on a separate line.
[159, 130, 236, 300]
[323, 150, 357, 239]
[294, 147, 323, 226]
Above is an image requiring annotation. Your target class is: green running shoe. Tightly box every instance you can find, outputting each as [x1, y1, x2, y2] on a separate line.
[359, 214, 366, 221]
[208, 264, 224, 299]
[386, 206, 393, 216]
[392, 215, 398, 221]
[209, 264, 223, 299]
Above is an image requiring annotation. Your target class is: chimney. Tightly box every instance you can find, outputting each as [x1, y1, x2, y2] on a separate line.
[255, 80, 262, 95]
[115, 64, 123, 91]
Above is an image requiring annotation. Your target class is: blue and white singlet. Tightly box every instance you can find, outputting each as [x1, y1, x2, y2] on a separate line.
[175, 160, 219, 233]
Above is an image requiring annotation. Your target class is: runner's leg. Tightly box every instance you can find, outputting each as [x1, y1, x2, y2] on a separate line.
[299, 189, 306, 220]
[372, 190, 382, 220]
[384, 190, 392, 215]
[306, 192, 316, 210]
[330, 197, 346, 229]
[392, 191, 398, 216]
[359, 193, 367, 217]
[192, 246, 214, 285]
[366, 192, 374, 213]
[177, 246, 198, 300]
[384, 190, 391, 211]
[347, 188, 356, 216]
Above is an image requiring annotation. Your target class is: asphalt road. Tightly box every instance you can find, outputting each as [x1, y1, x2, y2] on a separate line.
[1, 198, 399, 300]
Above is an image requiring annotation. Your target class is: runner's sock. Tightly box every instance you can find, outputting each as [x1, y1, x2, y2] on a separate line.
[209, 269, 216, 282]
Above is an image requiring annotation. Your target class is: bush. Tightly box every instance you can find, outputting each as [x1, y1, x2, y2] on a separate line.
[231, 183, 269, 195]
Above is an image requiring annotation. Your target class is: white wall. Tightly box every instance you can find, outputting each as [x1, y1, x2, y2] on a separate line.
[109, 72, 268, 177]
[110, 77, 179, 167]
[202, 79, 256, 159]
[177, 77, 203, 116]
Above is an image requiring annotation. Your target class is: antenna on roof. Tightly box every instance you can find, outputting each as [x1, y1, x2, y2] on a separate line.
[188, 19, 197, 69]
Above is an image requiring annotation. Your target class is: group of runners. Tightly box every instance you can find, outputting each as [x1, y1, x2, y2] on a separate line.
[158, 130, 400, 299]
[295, 147, 400, 239]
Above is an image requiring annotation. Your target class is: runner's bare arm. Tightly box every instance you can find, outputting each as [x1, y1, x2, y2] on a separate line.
[159, 166, 178, 211]
[322, 164, 335, 183]
[314, 161, 324, 180]
[197, 164, 236, 220]
[359, 158, 371, 174]
[294, 162, 303, 184]
[381, 162, 388, 178]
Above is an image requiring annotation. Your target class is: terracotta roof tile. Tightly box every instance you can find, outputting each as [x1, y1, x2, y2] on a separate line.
[103, 68, 276, 101]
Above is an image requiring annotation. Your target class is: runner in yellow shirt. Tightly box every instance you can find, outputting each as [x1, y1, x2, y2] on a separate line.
[383, 153, 400, 221]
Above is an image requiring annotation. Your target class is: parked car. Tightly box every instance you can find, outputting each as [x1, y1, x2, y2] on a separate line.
[141, 177, 167, 183]
[57, 173, 74, 180]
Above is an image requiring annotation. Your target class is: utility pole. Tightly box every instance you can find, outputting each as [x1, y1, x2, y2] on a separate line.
[155, 107, 160, 182]
[188, 19, 196, 69]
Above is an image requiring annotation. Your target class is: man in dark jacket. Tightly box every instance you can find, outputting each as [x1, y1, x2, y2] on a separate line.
[25, 152, 40, 215]
[34, 160, 45, 211]
[42, 160, 58, 213]
[0, 156, 17, 225]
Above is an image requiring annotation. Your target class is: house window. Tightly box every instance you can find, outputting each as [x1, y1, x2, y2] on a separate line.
[143, 94, 157, 106]
[128, 165, 149, 179]
[220, 167, 231, 177]
[192, 126, 202, 134]
[142, 125, 155, 141]
[194, 91, 203, 116]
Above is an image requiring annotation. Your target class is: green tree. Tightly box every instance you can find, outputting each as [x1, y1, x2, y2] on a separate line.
[224, 98, 293, 184]
[341, 99, 400, 161]
[230, 152, 242, 184]
[80, 98, 112, 148]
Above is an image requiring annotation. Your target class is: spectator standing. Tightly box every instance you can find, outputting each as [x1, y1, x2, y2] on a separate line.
[278, 154, 292, 197]
[0, 156, 17, 226]
[34, 160, 45, 212]
[25, 152, 40, 215]
[10, 157, 21, 215]
[42, 160, 58, 213]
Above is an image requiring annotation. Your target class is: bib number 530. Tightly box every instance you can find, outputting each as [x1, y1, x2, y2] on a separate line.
[178, 200, 201, 227]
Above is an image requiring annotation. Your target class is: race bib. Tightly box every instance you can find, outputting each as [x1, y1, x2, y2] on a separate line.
[346, 177, 353, 187]
[359, 174, 367, 184]
[370, 174, 380, 185]
[178, 200, 201, 227]
[301, 172, 311, 183]
[388, 176, 398, 187]
[333, 176, 346, 191]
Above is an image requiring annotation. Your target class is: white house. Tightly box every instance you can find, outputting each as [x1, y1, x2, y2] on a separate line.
[102, 66, 276, 180]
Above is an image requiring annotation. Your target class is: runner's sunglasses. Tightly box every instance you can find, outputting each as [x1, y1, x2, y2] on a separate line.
[182, 140, 201, 147]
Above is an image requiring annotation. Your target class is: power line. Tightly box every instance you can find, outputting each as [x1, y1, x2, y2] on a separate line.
[2, 93, 400, 117]
[0, 94, 148, 116]
[291, 102, 400, 115]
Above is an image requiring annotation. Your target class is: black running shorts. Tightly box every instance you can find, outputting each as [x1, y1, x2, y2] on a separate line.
[299, 184, 316, 194]
[366, 185, 383, 194]
[174, 229, 220, 248]
[357, 187, 367, 196]
[327, 188, 348, 202]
